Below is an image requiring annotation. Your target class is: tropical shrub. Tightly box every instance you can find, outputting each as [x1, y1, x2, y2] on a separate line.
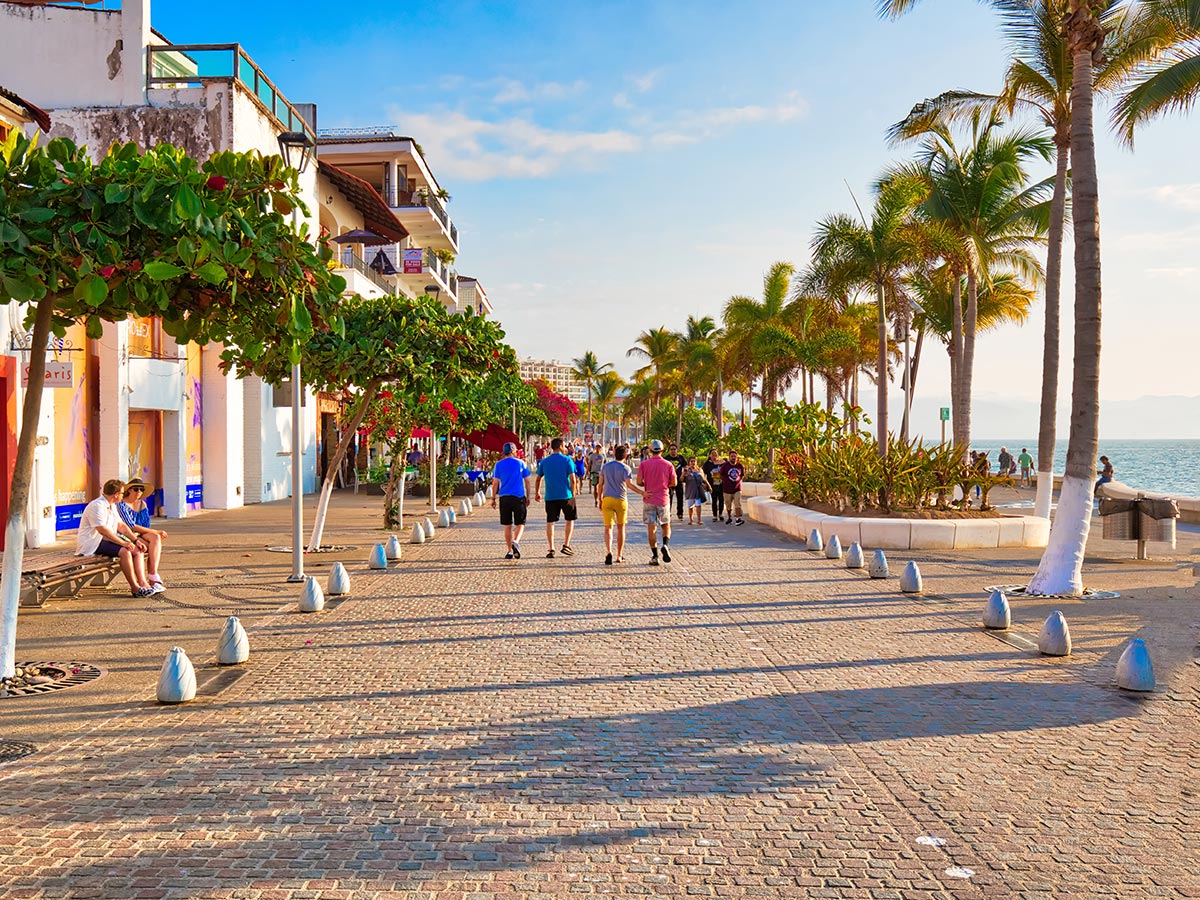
[647, 403, 718, 455]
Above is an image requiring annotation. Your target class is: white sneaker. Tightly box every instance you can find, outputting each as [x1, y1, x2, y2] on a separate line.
[150, 582, 167, 594]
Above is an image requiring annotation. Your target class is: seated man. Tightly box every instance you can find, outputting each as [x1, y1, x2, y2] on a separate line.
[118, 478, 167, 591]
[76, 479, 158, 597]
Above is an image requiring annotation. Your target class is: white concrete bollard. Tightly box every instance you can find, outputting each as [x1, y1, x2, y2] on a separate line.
[1115, 638, 1155, 691]
[368, 543, 388, 570]
[808, 528, 824, 552]
[982, 589, 1010, 630]
[900, 561, 923, 593]
[156, 646, 197, 704]
[461, 500, 471, 517]
[448, 508, 457, 525]
[486, 485, 493, 499]
[868, 549, 890, 579]
[217, 616, 249, 665]
[845, 542, 864, 569]
[327, 561, 351, 595]
[439, 509, 452, 528]
[411, 522, 426, 544]
[299, 575, 326, 612]
[424, 517, 436, 538]
[1038, 611, 1072, 656]
[385, 535, 404, 560]
[825, 534, 843, 560]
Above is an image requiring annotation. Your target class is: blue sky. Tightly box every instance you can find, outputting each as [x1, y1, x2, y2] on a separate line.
[156, 0, 1200, 436]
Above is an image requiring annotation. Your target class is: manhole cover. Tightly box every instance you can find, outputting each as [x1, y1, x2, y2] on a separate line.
[0, 662, 103, 699]
[985, 584, 1121, 600]
[265, 545, 356, 554]
[0, 741, 36, 764]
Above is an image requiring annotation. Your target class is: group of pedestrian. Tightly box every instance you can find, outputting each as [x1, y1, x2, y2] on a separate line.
[489, 438, 748, 566]
[75, 477, 169, 597]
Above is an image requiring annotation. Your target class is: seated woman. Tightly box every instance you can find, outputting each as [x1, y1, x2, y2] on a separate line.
[118, 479, 168, 591]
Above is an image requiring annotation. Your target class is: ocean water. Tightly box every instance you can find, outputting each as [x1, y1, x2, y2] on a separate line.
[973, 439, 1200, 499]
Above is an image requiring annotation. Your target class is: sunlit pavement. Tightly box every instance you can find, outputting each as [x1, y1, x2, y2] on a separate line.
[2, 490, 1198, 898]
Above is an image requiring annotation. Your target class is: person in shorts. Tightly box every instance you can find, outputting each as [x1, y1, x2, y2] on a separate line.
[718, 451, 746, 525]
[535, 437, 579, 558]
[76, 478, 155, 596]
[1018, 448, 1034, 487]
[636, 439, 678, 565]
[600, 445, 644, 565]
[588, 444, 606, 507]
[491, 442, 532, 559]
[118, 478, 168, 592]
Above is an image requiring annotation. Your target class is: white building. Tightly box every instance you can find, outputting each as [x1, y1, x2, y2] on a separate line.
[518, 359, 587, 406]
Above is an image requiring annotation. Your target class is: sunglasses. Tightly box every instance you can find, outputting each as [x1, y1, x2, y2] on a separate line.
[127, 487, 145, 492]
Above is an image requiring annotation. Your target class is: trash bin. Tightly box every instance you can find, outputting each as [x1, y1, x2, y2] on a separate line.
[1099, 499, 1137, 541]
[1138, 498, 1179, 547]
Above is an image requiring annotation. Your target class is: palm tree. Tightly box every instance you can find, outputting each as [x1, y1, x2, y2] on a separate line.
[890, 0, 1151, 515]
[571, 351, 611, 433]
[677, 315, 725, 435]
[1114, 0, 1200, 141]
[592, 371, 624, 444]
[810, 175, 933, 456]
[879, 0, 1118, 596]
[722, 262, 795, 408]
[626, 327, 679, 409]
[622, 379, 654, 443]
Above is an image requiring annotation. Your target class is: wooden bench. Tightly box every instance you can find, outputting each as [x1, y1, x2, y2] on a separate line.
[18, 552, 123, 608]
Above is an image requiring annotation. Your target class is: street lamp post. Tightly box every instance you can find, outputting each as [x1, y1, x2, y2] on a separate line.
[278, 131, 314, 583]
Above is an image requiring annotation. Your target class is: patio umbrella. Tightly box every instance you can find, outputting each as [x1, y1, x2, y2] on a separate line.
[332, 229, 390, 246]
[369, 249, 397, 275]
[411, 427, 432, 439]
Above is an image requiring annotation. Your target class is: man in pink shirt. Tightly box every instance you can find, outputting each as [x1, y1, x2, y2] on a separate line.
[635, 439, 678, 566]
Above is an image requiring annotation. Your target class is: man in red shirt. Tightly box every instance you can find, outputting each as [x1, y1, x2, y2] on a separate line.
[718, 450, 746, 525]
[635, 439, 678, 565]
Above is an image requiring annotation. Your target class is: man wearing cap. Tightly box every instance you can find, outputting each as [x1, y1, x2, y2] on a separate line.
[491, 442, 532, 559]
[636, 439, 678, 565]
[118, 478, 168, 592]
[76, 479, 156, 597]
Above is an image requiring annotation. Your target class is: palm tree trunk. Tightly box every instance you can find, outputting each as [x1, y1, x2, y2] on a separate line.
[874, 281, 888, 458]
[1028, 7, 1104, 597]
[910, 328, 925, 400]
[714, 375, 724, 437]
[949, 271, 966, 451]
[809, 371, 815, 408]
[675, 393, 684, 446]
[1034, 141, 1070, 519]
[962, 268, 979, 452]
[1, 294, 56, 679]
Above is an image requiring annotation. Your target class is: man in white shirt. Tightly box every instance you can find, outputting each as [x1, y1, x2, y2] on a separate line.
[76, 479, 156, 597]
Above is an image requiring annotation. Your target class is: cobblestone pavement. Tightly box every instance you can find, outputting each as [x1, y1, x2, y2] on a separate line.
[2, 494, 1198, 899]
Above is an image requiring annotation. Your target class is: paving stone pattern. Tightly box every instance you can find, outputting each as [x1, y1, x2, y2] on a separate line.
[2, 499, 1198, 899]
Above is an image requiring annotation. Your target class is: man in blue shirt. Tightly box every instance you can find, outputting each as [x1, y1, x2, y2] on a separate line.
[491, 442, 532, 559]
[534, 436, 579, 558]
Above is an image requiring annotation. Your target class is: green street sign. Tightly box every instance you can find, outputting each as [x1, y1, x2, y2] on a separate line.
[939, 407, 951, 421]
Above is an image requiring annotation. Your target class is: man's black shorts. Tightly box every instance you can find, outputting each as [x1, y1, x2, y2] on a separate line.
[94, 538, 127, 557]
[498, 495, 527, 526]
[544, 498, 578, 523]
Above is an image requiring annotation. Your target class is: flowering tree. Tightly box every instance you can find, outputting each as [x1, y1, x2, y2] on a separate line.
[527, 379, 578, 435]
[0, 134, 344, 679]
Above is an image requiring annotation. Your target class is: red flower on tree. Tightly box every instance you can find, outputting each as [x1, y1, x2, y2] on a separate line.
[440, 399, 459, 425]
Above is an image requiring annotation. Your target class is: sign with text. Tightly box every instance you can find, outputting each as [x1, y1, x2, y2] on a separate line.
[402, 248, 424, 275]
[23, 361, 74, 389]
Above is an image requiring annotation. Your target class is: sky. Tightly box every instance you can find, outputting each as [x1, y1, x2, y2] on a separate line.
[154, 0, 1200, 438]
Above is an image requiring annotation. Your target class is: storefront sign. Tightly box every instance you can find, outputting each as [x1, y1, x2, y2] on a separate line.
[22, 361, 74, 388]
[402, 248, 424, 275]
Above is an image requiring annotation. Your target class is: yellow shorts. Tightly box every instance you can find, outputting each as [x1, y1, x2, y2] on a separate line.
[601, 496, 628, 527]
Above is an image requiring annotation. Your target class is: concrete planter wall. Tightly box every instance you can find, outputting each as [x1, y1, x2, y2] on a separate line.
[741, 488, 1050, 550]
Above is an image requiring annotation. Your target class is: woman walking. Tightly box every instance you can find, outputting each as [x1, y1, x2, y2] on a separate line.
[683, 457, 710, 525]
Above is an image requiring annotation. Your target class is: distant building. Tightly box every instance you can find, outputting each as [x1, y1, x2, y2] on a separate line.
[518, 359, 587, 406]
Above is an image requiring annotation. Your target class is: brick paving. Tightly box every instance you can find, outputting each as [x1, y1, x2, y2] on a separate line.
[1, 493, 1198, 898]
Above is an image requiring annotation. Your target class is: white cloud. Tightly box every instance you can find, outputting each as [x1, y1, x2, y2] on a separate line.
[612, 91, 633, 109]
[631, 69, 663, 93]
[492, 78, 587, 104]
[1151, 183, 1200, 211]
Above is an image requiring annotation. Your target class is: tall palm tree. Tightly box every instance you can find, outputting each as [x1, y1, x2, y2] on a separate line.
[810, 176, 933, 456]
[626, 327, 679, 409]
[571, 351, 611, 433]
[722, 262, 795, 408]
[890, 0, 1151, 515]
[592, 371, 624, 444]
[879, 0, 1119, 596]
[678, 315, 725, 435]
[1114, 0, 1200, 141]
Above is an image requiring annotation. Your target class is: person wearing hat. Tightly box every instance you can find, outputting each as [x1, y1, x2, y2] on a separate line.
[118, 478, 168, 592]
[635, 439, 677, 565]
[491, 442, 532, 560]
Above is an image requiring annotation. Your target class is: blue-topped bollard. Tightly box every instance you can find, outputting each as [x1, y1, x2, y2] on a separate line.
[424, 517, 436, 538]
[825, 534, 842, 560]
[327, 561, 351, 595]
[808, 528, 824, 552]
[868, 549, 890, 579]
[900, 561, 923, 593]
[1115, 637, 1155, 691]
[217, 616, 249, 665]
[845, 542, 864, 569]
[385, 535, 403, 560]
[368, 543, 388, 570]
[439, 508, 452, 528]
[1038, 611, 1071, 656]
[299, 575, 325, 612]
[411, 522, 426, 544]
[982, 589, 1010, 630]
[156, 646, 197, 704]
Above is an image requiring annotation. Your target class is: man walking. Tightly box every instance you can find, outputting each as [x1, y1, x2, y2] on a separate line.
[702, 449, 725, 523]
[719, 450, 746, 525]
[491, 442, 532, 559]
[600, 444, 644, 565]
[588, 443, 606, 507]
[535, 437, 578, 558]
[636, 439, 677, 565]
[665, 442, 687, 520]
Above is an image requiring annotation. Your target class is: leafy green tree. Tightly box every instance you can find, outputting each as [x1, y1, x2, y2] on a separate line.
[626, 327, 679, 409]
[722, 262, 795, 408]
[571, 350, 611, 430]
[0, 134, 346, 679]
[647, 402, 718, 454]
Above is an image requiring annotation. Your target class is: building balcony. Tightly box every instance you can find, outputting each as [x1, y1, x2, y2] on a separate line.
[391, 190, 459, 254]
[370, 245, 457, 307]
[335, 249, 394, 299]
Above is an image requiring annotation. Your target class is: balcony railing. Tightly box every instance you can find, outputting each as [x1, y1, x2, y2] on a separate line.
[422, 250, 459, 299]
[338, 249, 393, 293]
[396, 191, 458, 248]
[146, 44, 315, 143]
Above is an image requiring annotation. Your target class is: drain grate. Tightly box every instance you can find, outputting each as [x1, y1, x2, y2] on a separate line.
[0, 662, 102, 699]
[0, 740, 37, 764]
